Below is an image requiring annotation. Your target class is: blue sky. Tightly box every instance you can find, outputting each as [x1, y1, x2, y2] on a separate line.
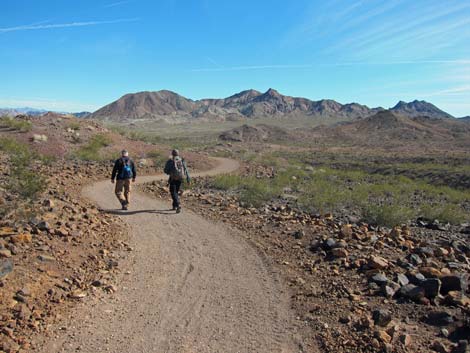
[1, 0, 470, 116]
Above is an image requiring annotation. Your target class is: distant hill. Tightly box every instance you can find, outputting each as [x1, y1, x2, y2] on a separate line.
[0, 107, 47, 116]
[390, 100, 453, 119]
[459, 116, 470, 122]
[89, 89, 456, 123]
[219, 124, 292, 142]
[309, 110, 470, 149]
[0, 108, 91, 118]
[88, 89, 393, 123]
[71, 111, 91, 118]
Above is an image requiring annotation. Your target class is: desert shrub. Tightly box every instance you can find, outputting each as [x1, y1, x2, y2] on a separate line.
[0, 137, 47, 201]
[9, 168, 45, 199]
[363, 203, 416, 228]
[39, 154, 57, 166]
[212, 175, 245, 190]
[420, 204, 468, 225]
[67, 121, 81, 131]
[74, 134, 112, 161]
[210, 175, 280, 207]
[0, 116, 32, 132]
[257, 154, 280, 167]
[147, 150, 168, 168]
[240, 180, 278, 208]
[299, 177, 351, 213]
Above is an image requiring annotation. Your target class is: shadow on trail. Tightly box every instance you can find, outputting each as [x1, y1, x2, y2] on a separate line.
[101, 208, 177, 216]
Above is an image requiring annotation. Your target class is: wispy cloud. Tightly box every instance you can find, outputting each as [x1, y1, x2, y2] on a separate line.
[191, 64, 313, 72]
[104, 1, 132, 8]
[0, 18, 139, 33]
[205, 57, 224, 69]
[192, 59, 470, 72]
[421, 85, 470, 97]
[325, 59, 470, 67]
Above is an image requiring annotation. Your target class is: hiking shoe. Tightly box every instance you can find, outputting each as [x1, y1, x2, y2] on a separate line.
[176, 207, 181, 214]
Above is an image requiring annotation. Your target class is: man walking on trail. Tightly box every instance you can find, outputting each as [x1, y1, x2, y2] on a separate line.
[164, 149, 190, 213]
[111, 150, 136, 210]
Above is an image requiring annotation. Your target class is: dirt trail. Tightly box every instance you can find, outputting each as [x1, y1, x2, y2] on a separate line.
[39, 158, 301, 353]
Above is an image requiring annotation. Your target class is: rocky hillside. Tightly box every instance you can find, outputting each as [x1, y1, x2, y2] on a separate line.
[88, 89, 454, 123]
[309, 110, 470, 150]
[391, 100, 453, 119]
[219, 124, 292, 142]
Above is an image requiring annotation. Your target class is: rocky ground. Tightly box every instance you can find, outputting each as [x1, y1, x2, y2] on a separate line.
[0, 156, 130, 352]
[141, 172, 470, 353]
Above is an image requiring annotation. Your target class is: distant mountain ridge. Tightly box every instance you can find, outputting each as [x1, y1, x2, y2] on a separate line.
[305, 110, 470, 148]
[0, 107, 90, 118]
[0, 107, 47, 116]
[89, 89, 455, 123]
[390, 100, 453, 119]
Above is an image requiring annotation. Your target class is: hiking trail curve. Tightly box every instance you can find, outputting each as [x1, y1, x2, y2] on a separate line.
[39, 158, 302, 353]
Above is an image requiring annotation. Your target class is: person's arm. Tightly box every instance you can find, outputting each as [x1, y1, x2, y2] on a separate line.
[131, 160, 137, 181]
[111, 160, 119, 182]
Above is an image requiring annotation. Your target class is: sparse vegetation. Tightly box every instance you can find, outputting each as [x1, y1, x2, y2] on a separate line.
[0, 116, 33, 132]
[0, 137, 47, 201]
[210, 160, 470, 227]
[74, 134, 112, 161]
[67, 121, 81, 131]
[146, 150, 168, 168]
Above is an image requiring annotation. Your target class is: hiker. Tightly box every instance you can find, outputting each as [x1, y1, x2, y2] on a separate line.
[163, 149, 190, 213]
[111, 150, 136, 210]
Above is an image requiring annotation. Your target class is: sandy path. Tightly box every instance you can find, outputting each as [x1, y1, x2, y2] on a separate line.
[39, 158, 300, 353]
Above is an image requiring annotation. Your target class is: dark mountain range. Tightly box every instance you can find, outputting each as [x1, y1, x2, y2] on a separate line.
[390, 100, 454, 119]
[88, 89, 455, 123]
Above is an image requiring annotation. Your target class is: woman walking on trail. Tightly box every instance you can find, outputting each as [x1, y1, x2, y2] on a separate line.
[163, 149, 190, 213]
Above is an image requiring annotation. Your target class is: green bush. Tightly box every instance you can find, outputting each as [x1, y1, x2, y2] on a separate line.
[67, 121, 81, 131]
[240, 180, 278, 208]
[8, 168, 46, 199]
[74, 134, 112, 161]
[0, 116, 32, 132]
[299, 177, 351, 213]
[363, 204, 416, 228]
[212, 175, 245, 190]
[147, 150, 168, 168]
[420, 204, 468, 225]
[0, 137, 47, 201]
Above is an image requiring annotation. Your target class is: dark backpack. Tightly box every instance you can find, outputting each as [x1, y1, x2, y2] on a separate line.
[120, 158, 133, 179]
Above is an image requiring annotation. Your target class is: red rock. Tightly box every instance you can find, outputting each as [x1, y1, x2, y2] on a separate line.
[375, 330, 392, 343]
[368, 256, 389, 270]
[399, 334, 412, 347]
[332, 248, 349, 258]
